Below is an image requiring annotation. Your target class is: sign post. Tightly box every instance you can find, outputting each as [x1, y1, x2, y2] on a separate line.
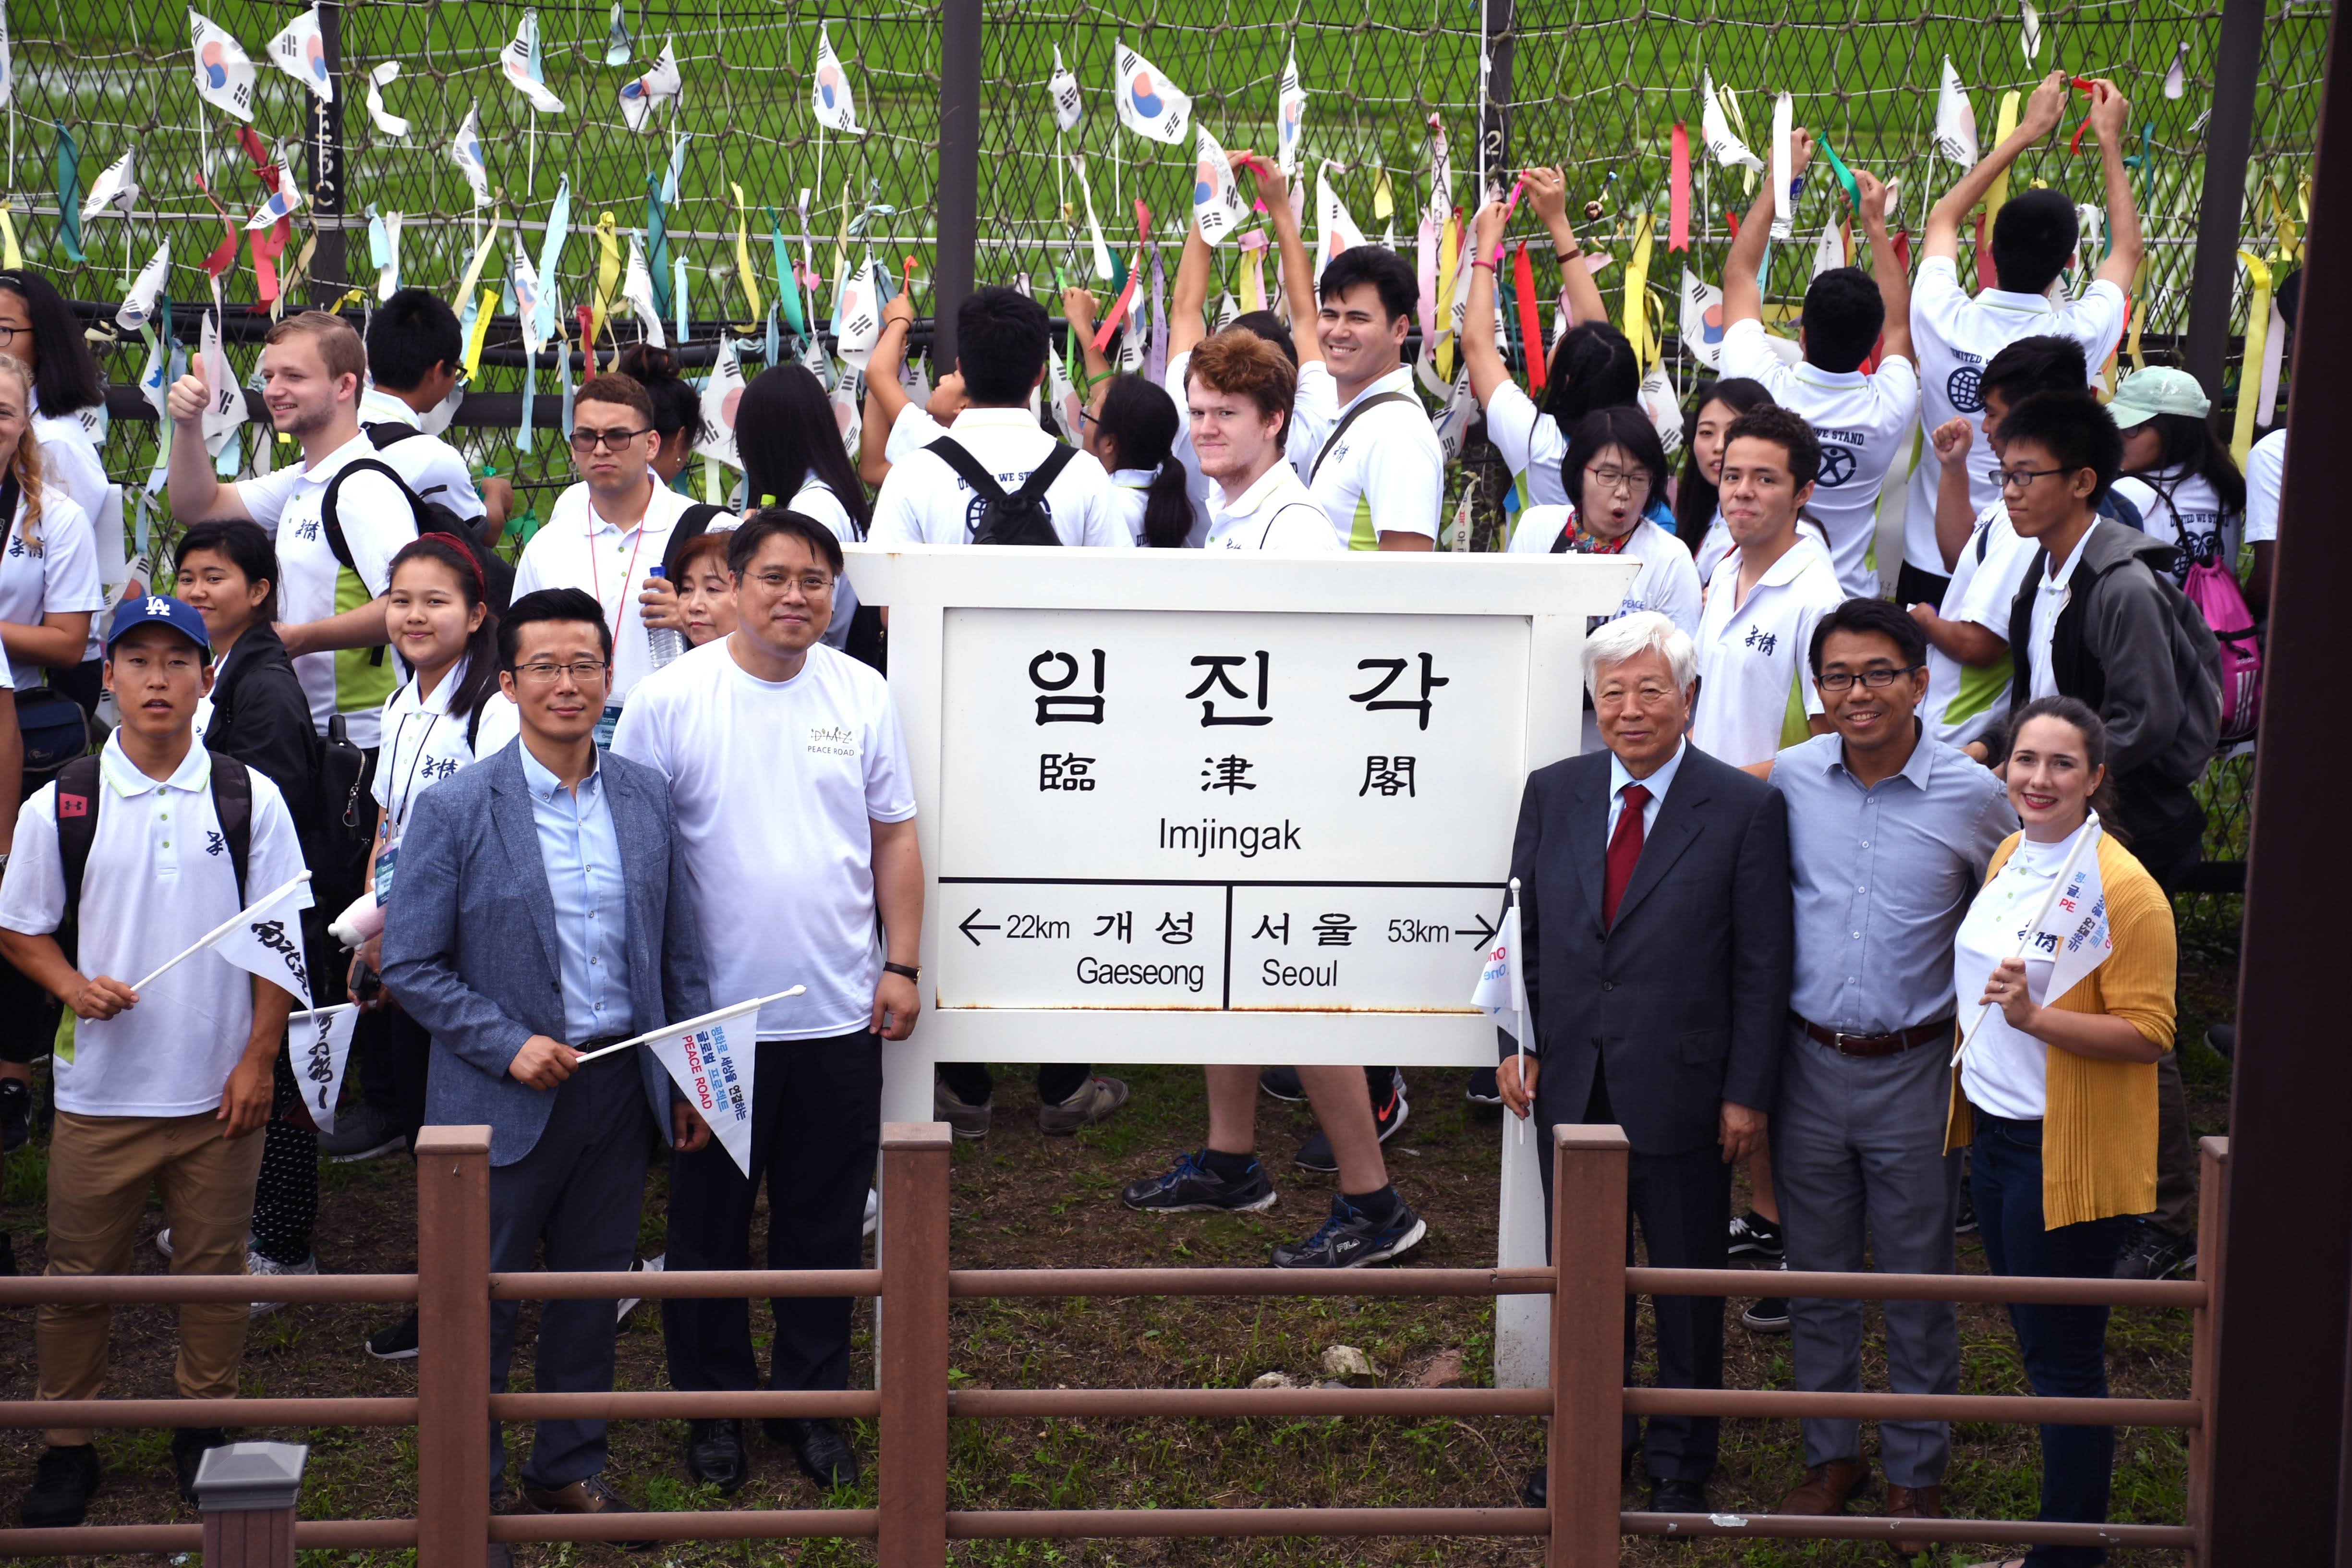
[846, 545, 1637, 1386]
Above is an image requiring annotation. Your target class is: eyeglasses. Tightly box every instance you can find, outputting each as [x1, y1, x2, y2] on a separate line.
[0, 325, 23, 348]
[1583, 465, 1653, 497]
[1818, 665, 1925, 693]
[746, 569, 837, 596]
[509, 658, 609, 684]
[1992, 464, 2067, 492]
[570, 425, 652, 453]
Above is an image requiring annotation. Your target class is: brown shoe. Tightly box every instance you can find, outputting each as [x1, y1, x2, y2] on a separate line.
[1885, 1482, 1945, 1556]
[518, 1474, 648, 1551]
[1775, 1458, 1871, 1515]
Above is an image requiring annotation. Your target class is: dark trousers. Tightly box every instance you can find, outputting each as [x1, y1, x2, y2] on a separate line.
[939, 1061, 1091, 1107]
[1894, 560, 1952, 611]
[665, 1030, 882, 1395]
[353, 1007, 433, 1146]
[1535, 1059, 1730, 1483]
[488, 1053, 655, 1492]
[1971, 1107, 2131, 1568]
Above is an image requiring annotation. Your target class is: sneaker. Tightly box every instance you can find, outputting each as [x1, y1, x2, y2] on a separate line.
[318, 1103, 403, 1163]
[2204, 1023, 2235, 1058]
[1271, 1191, 1426, 1268]
[1038, 1074, 1129, 1135]
[0, 1079, 28, 1154]
[934, 1079, 992, 1140]
[1294, 1070, 1409, 1172]
[1464, 1067, 1502, 1106]
[247, 1251, 318, 1318]
[156, 1227, 256, 1261]
[170, 1427, 229, 1506]
[1258, 1066, 1305, 1102]
[1740, 1261, 1791, 1333]
[617, 1255, 664, 1321]
[366, 1311, 420, 1361]
[1120, 1151, 1276, 1215]
[19, 1444, 100, 1527]
[863, 1189, 878, 1239]
[2114, 1222, 2197, 1281]
[1955, 1174, 1979, 1236]
[1727, 1209, 1784, 1260]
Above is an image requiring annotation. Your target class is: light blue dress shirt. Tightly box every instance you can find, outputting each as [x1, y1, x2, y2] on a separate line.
[1607, 740, 1686, 841]
[519, 742, 635, 1044]
[1771, 727, 2018, 1034]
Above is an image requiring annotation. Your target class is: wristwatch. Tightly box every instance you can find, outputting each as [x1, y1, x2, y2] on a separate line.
[882, 961, 921, 982]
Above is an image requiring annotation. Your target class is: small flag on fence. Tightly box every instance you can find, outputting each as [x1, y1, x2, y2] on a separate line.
[1048, 44, 1081, 133]
[1113, 37, 1189, 145]
[265, 5, 331, 102]
[189, 9, 257, 122]
[810, 22, 859, 134]
[620, 40, 680, 134]
[501, 10, 565, 114]
[1935, 58, 1978, 167]
[1277, 47, 1306, 176]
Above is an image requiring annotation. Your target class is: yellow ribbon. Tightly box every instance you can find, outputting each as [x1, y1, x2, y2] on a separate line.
[452, 215, 504, 317]
[588, 212, 622, 366]
[0, 207, 22, 271]
[2268, 175, 2301, 264]
[1986, 92, 2020, 227]
[461, 289, 498, 378]
[1373, 167, 1394, 222]
[1622, 213, 1655, 367]
[274, 233, 319, 323]
[1434, 210, 1460, 381]
[2231, 250, 2272, 464]
[730, 182, 763, 328]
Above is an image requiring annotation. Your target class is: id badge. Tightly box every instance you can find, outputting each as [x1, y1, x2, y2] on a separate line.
[594, 702, 624, 752]
[373, 841, 400, 902]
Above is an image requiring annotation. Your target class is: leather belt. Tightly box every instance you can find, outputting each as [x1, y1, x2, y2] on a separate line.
[1794, 1013, 1955, 1058]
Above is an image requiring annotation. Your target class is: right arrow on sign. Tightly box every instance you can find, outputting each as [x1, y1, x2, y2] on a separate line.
[958, 909, 1002, 947]
[1459, 911, 1499, 948]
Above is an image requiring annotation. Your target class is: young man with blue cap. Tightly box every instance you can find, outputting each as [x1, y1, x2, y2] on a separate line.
[0, 595, 312, 1528]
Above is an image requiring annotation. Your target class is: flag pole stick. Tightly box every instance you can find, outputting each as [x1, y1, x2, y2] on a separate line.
[1509, 876, 1526, 1146]
[131, 872, 313, 992]
[1951, 820, 2101, 1068]
[572, 986, 805, 1064]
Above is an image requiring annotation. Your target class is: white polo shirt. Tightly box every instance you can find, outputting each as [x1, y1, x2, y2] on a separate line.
[1507, 509, 1703, 634]
[2243, 428, 2286, 545]
[513, 474, 719, 707]
[1697, 511, 1831, 592]
[0, 489, 102, 689]
[0, 733, 311, 1118]
[360, 388, 487, 525]
[2111, 469, 2236, 591]
[1719, 317, 1920, 597]
[35, 413, 117, 665]
[238, 431, 421, 748]
[1482, 381, 1569, 509]
[1205, 460, 1343, 553]
[1165, 350, 1327, 548]
[1107, 467, 1156, 547]
[371, 656, 522, 847]
[868, 406, 1126, 548]
[1691, 535, 1845, 766]
[1904, 258, 2127, 575]
[613, 638, 917, 1040]
[2027, 521, 2101, 700]
[1298, 365, 1443, 549]
[883, 402, 950, 465]
[1924, 501, 2038, 746]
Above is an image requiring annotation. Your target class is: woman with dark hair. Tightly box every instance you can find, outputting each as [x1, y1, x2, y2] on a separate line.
[1676, 377, 1776, 570]
[616, 341, 709, 486]
[1506, 404, 1703, 626]
[2105, 367, 2247, 593]
[1083, 375, 1193, 547]
[0, 355, 101, 711]
[732, 363, 877, 657]
[1950, 695, 2174, 1568]
[0, 271, 113, 710]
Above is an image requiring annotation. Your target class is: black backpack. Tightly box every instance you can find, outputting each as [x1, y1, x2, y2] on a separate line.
[926, 438, 1076, 547]
[52, 750, 251, 966]
[321, 456, 515, 619]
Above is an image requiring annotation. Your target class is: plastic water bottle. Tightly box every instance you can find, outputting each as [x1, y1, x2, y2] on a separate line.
[645, 564, 686, 669]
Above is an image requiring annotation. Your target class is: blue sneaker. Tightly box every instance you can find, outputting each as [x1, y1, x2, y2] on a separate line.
[1120, 1150, 1277, 1215]
[1271, 1191, 1427, 1268]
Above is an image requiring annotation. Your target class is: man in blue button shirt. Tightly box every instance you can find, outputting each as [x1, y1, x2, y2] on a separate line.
[1761, 597, 2014, 1547]
[385, 588, 712, 1530]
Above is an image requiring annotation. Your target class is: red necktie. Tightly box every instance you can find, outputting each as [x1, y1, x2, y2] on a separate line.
[1604, 783, 1651, 929]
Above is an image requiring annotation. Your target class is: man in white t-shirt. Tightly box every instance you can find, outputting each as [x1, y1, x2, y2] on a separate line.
[1722, 134, 1919, 598]
[2243, 426, 2284, 618]
[512, 374, 719, 730]
[1296, 246, 1444, 551]
[1691, 406, 1845, 767]
[362, 289, 500, 545]
[167, 311, 421, 756]
[613, 512, 923, 1495]
[1902, 70, 2141, 607]
[1185, 330, 1342, 554]
[868, 287, 1125, 549]
[1, 596, 309, 1528]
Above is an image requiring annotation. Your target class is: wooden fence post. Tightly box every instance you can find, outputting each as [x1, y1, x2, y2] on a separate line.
[1548, 1123, 1629, 1568]
[878, 1121, 953, 1568]
[414, 1126, 492, 1568]
[2186, 1135, 2230, 1566]
[195, 1441, 306, 1568]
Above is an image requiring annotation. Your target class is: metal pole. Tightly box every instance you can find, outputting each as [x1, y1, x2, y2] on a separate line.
[2182, 0, 2267, 395]
[931, 0, 983, 369]
[304, 0, 348, 307]
[1481, 0, 1515, 200]
[876, 1122, 952, 1567]
[2209, 0, 2352, 1553]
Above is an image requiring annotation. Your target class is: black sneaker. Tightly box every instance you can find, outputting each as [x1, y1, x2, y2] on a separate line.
[1294, 1071, 1409, 1172]
[366, 1312, 420, 1361]
[1955, 1174, 1979, 1236]
[318, 1103, 403, 1164]
[0, 1080, 29, 1154]
[171, 1427, 229, 1507]
[1120, 1151, 1276, 1215]
[2114, 1223, 2197, 1281]
[1258, 1066, 1305, 1102]
[1727, 1210, 1784, 1260]
[1464, 1067, 1503, 1106]
[1272, 1191, 1427, 1268]
[20, 1444, 100, 1527]
[1741, 1284, 1792, 1334]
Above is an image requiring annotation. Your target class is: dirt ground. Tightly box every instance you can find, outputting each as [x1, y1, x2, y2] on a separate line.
[0, 953, 2235, 1568]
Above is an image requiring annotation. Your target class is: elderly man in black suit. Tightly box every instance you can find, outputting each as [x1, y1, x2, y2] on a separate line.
[1497, 609, 1793, 1514]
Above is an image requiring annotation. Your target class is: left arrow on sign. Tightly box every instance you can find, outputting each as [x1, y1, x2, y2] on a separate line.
[959, 909, 1003, 947]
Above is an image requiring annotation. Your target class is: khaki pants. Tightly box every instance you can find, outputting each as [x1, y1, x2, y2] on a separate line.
[39, 1109, 266, 1446]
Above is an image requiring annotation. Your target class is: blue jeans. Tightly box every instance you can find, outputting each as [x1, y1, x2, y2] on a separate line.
[1970, 1108, 2131, 1568]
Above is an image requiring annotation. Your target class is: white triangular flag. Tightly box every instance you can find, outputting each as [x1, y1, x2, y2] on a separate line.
[1046, 328, 1082, 442]
[137, 870, 314, 993]
[1934, 59, 1978, 167]
[602, 0, 632, 67]
[1113, 36, 1189, 145]
[139, 328, 175, 421]
[1069, 154, 1113, 280]
[1430, 356, 1476, 462]
[1700, 71, 1762, 172]
[450, 104, 491, 208]
[639, 996, 767, 1177]
[1640, 361, 1685, 456]
[118, 240, 170, 331]
[290, 1005, 361, 1134]
[1048, 44, 1081, 133]
[189, 9, 257, 122]
[1212, 291, 1238, 332]
[245, 155, 301, 229]
[621, 234, 664, 348]
[831, 365, 862, 456]
[836, 250, 881, 367]
[1769, 91, 1795, 241]
[501, 10, 565, 114]
[511, 246, 542, 352]
[1680, 267, 1726, 370]
[1812, 221, 1846, 279]
[2031, 821, 2112, 1002]
[1192, 124, 1248, 246]
[1470, 903, 1527, 1039]
[80, 149, 136, 222]
[2164, 39, 2190, 100]
[810, 21, 859, 134]
[1277, 46, 1306, 176]
[2021, 0, 2043, 61]
[376, 211, 402, 301]
[697, 337, 744, 470]
[1317, 165, 1367, 270]
[265, 5, 331, 101]
[198, 307, 244, 457]
[366, 61, 409, 138]
[619, 40, 679, 133]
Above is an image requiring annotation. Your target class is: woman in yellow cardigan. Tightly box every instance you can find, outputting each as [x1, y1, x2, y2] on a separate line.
[1948, 696, 2175, 1568]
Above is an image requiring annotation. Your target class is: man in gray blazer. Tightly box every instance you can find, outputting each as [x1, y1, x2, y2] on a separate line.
[1496, 611, 1793, 1516]
[384, 588, 712, 1528]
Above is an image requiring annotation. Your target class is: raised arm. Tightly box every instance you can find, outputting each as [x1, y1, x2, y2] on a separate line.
[1167, 215, 1213, 359]
[164, 360, 253, 525]
[1062, 285, 1113, 415]
[861, 292, 916, 485]
[1523, 168, 1605, 328]
[1724, 129, 1812, 326]
[1241, 154, 1321, 365]
[1463, 200, 1512, 406]
[1925, 69, 2070, 260]
[2085, 78, 2144, 290]
[1855, 168, 1913, 363]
